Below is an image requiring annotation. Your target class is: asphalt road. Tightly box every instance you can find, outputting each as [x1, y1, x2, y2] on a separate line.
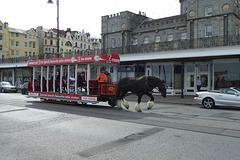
[0, 93, 240, 160]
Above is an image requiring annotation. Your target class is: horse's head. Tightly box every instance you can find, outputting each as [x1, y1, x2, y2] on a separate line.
[147, 76, 167, 98]
[158, 80, 167, 98]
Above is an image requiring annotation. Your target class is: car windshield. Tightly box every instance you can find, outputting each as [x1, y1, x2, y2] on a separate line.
[232, 87, 240, 92]
[2, 82, 11, 86]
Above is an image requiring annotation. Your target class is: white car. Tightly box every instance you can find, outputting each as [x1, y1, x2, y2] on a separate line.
[194, 87, 240, 109]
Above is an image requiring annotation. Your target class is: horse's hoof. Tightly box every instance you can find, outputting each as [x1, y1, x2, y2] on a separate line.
[123, 99, 129, 109]
[117, 107, 123, 110]
[135, 103, 142, 112]
[147, 101, 154, 110]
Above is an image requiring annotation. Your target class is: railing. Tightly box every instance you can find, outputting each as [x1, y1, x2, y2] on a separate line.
[0, 35, 239, 64]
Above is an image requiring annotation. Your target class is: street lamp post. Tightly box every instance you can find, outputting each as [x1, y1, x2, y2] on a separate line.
[47, 0, 60, 58]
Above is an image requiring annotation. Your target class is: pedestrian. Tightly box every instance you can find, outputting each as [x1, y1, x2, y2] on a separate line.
[196, 76, 201, 92]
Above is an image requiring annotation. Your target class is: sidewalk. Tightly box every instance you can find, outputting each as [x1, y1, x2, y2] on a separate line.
[125, 94, 196, 105]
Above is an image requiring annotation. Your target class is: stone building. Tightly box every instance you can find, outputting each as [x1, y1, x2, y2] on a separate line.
[71, 30, 101, 56]
[101, 0, 240, 95]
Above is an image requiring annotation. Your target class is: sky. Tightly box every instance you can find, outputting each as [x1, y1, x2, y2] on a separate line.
[1, 0, 180, 38]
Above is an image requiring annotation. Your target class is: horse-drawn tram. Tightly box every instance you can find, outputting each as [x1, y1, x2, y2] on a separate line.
[27, 53, 120, 106]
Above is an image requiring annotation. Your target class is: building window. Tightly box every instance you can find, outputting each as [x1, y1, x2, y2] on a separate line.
[205, 25, 212, 37]
[214, 61, 240, 89]
[25, 42, 27, 48]
[33, 42, 35, 48]
[167, 34, 173, 41]
[29, 52, 32, 57]
[16, 33, 19, 38]
[25, 34, 27, 39]
[111, 24, 116, 32]
[50, 40, 53, 45]
[181, 33, 187, 40]
[111, 38, 116, 48]
[11, 32, 14, 37]
[11, 40, 14, 47]
[16, 41, 19, 47]
[75, 42, 78, 47]
[143, 37, 149, 44]
[50, 32, 53, 38]
[0, 45, 2, 51]
[45, 40, 47, 45]
[132, 38, 138, 45]
[29, 42, 32, 48]
[16, 51, 19, 57]
[52, 48, 54, 53]
[29, 34, 32, 39]
[11, 50, 14, 56]
[0, 35, 3, 41]
[205, 7, 213, 16]
[80, 43, 83, 48]
[155, 36, 161, 43]
[0, 26, 2, 30]
[45, 48, 48, 53]
[25, 51, 27, 57]
[33, 52, 35, 57]
[33, 35, 35, 40]
[49, 48, 51, 52]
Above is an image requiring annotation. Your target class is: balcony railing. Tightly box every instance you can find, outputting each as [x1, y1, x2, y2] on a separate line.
[0, 35, 239, 64]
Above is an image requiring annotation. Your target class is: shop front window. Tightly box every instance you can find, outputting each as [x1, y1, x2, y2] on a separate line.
[117, 66, 135, 81]
[152, 64, 173, 89]
[214, 62, 240, 89]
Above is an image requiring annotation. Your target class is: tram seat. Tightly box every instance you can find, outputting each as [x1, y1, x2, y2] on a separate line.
[88, 80, 98, 95]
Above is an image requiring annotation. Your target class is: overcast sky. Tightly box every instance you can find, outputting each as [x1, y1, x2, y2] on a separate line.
[1, 0, 180, 38]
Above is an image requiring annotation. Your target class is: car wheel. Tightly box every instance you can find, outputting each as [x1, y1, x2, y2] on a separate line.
[1, 88, 5, 93]
[202, 97, 215, 109]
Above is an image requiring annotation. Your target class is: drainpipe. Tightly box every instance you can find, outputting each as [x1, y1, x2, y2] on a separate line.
[181, 62, 184, 99]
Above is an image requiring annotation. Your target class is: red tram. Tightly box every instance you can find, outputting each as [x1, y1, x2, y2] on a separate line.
[27, 53, 120, 106]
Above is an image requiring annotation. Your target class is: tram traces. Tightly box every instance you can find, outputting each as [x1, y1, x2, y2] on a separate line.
[78, 127, 165, 158]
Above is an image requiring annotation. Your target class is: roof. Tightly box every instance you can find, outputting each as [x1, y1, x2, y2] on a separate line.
[120, 45, 240, 63]
[8, 27, 26, 34]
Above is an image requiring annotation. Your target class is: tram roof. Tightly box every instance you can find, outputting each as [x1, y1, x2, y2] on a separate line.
[27, 53, 120, 67]
[119, 45, 240, 62]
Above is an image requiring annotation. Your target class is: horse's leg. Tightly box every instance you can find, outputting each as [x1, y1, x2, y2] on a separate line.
[135, 94, 142, 112]
[117, 89, 129, 110]
[116, 89, 123, 110]
[146, 93, 154, 110]
[123, 98, 130, 109]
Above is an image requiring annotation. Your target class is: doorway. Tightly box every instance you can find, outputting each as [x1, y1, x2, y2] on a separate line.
[185, 62, 210, 95]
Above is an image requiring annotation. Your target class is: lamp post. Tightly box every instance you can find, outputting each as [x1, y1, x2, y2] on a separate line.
[47, 0, 60, 58]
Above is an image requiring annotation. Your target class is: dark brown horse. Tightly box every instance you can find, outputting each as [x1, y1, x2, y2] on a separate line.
[116, 76, 167, 112]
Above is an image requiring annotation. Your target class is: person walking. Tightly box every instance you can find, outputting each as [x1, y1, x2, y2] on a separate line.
[196, 76, 201, 92]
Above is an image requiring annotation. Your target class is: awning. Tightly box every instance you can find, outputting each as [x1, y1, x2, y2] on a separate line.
[0, 62, 28, 69]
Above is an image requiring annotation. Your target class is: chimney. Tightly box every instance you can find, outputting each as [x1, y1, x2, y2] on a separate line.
[67, 28, 71, 32]
[4, 22, 8, 28]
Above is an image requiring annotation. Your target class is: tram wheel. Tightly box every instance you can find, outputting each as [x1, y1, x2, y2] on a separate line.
[108, 99, 117, 107]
